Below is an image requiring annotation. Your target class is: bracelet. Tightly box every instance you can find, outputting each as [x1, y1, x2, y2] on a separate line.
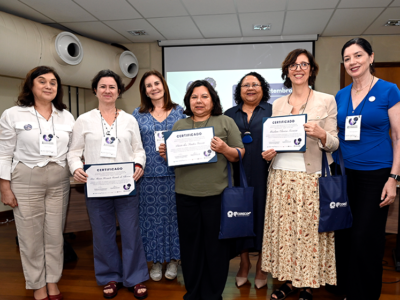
[135, 164, 142, 169]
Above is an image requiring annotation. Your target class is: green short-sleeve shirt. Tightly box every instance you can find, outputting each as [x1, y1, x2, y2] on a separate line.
[172, 115, 244, 197]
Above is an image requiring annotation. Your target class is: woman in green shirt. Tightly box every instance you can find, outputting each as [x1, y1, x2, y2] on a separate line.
[160, 80, 245, 300]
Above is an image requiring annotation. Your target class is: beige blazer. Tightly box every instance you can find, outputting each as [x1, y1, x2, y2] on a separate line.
[271, 90, 339, 174]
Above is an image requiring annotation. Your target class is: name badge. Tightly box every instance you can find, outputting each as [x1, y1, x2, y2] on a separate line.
[100, 136, 118, 157]
[345, 115, 362, 141]
[39, 133, 58, 156]
[154, 130, 167, 152]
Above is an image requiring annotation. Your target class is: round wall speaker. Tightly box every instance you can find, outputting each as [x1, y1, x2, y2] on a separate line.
[119, 51, 139, 78]
[54, 32, 84, 65]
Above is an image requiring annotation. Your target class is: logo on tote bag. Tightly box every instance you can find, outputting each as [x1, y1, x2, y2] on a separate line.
[227, 211, 252, 217]
[330, 201, 348, 209]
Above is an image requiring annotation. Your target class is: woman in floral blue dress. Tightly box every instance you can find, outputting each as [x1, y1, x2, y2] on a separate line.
[133, 70, 186, 281]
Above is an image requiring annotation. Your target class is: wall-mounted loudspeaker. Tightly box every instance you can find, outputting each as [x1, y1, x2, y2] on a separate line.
[54, 32, 84, 65]
[119, 51, 139, 78]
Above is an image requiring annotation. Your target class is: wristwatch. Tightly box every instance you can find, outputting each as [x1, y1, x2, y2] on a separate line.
[389, 174, 399, 181]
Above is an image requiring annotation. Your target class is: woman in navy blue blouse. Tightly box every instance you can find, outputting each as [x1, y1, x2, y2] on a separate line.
[225, 72, 272, 289]
[333, 38, 400, 300]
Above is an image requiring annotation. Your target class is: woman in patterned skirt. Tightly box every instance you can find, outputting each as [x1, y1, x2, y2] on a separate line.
[132, 70, 185, 281]
[260, 49, 339, 300]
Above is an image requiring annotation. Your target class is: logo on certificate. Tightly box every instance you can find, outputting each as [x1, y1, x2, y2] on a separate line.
[294, 138, 302, 146]
[203, 149, 212, 157]
[123, 183, 131, 191]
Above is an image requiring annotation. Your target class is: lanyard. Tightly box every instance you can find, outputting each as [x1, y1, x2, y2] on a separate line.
[346, 76, 374, 115]
[99, 108, 118, 138]
[34, 108, 55, 135]
[288, 88, 311, 114]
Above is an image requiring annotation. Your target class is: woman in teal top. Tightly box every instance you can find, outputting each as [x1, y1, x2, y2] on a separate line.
[333, 38, 400, 300]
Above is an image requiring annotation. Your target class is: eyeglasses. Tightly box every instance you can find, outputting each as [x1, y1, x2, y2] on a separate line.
[289, 62, 310, 71]
[241, 84, 261, 89]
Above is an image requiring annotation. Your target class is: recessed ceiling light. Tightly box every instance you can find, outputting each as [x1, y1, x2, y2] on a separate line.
[127, 30, 148, 36]
[253, 24, 271, 30]
[385, 20, 400, 26]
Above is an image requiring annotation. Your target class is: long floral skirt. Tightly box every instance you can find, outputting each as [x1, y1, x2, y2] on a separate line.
[261, 169, 336, 288]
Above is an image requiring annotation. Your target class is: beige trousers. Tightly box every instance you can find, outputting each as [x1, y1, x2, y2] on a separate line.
[11, 162, 70, 290]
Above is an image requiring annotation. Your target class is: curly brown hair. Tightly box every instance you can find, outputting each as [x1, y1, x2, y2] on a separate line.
[138, 70, 177, 113]
[17, 66, 66, 110]
[281, 49, 319, 88]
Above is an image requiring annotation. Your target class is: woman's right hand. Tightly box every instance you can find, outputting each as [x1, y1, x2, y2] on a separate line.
[159, 143, 167, 161]
[262, 149, 277, 162]
[0, 189, 18, 208]
[73, 168, 88, 183]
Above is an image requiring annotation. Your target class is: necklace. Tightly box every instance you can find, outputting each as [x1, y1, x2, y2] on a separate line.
[288, 88, 312, 114]
[99, 108, 118, 136]
[352, 76, 374, 95]
[192, 116, 211, 129]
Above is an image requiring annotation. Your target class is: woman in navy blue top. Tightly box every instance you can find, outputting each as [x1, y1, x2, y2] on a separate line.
[225, 72, 272, 289]
[333, 38, 400, 300]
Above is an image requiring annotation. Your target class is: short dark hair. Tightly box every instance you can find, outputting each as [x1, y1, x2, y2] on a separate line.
[183, 80, 223, 117]
[281, 49, 319, 88]
[138, 70, 177, 113]
[17, 66, 66, 111]
[234, 72, 270, 105]
[91, 69, 125, 96]
[341, 37, 375, 74]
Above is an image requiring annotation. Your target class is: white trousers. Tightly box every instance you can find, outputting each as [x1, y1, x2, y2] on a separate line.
[11, 162, 70, 289]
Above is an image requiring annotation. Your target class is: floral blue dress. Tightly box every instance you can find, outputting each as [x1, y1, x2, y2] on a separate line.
[132, 105, 186, 263]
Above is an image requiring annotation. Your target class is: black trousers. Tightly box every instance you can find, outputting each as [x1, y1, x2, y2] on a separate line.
[176, 193, 230, 300]
[331, 165, 390, 300]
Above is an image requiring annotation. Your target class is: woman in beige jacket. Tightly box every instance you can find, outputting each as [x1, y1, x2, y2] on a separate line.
[260, 49, 339, 300]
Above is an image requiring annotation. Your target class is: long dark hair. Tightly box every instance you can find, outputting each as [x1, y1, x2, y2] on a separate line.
[138, 70, 177, 113]
[17, 66, 66, 111]
[183, 80, 223, 116]
[233, 72, 270, 105]
[341, 37, 375, 74]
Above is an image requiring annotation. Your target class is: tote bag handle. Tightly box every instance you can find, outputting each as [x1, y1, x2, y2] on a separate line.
[321, 147, 346, 178]
[226, 149, 248, 188]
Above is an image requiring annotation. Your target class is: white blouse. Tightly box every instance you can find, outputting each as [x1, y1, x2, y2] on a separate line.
[67, 109, 146, 175]
[0, 105, 75, 181]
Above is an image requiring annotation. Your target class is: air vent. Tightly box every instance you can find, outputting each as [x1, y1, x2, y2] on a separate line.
[54, 32, 83, 65]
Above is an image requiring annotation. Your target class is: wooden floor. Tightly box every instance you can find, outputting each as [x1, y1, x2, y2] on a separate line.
[0, 221, 399, 300]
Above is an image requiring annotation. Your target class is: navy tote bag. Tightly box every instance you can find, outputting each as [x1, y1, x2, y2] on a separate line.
[219, 149, 255, 239]
[318, 148, 353, 232]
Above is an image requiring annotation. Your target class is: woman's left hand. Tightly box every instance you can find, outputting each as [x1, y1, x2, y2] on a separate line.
[211, 136, 228, 153]
[304, 121, 325, 139]
[133, 165, 144, 181]
[380, 178, 397, 207]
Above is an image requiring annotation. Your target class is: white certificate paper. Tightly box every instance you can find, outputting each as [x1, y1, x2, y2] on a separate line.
[84, 162, 136, 198]
[262, 114, 307, 152]
[163, 127, 217, 167]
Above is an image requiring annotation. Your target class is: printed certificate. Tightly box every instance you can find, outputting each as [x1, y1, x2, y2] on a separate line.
[84, 162, 136, 198]
[163, 127, 217, 167]
[262, 114, 307, 152]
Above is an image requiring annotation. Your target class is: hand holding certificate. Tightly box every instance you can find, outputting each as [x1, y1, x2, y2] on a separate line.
[163, 127, 217, 167]
[262, 114, 307, 152]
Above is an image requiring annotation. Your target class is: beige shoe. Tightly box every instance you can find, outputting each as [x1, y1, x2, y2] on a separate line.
[255, 278, 267, 289]
[150, 262, 162, 281]
[235, 263, 252, 287]
[165, 261, 178, 280]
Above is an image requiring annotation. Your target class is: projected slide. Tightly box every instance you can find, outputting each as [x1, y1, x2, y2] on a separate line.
[167, 69, 292, 112]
